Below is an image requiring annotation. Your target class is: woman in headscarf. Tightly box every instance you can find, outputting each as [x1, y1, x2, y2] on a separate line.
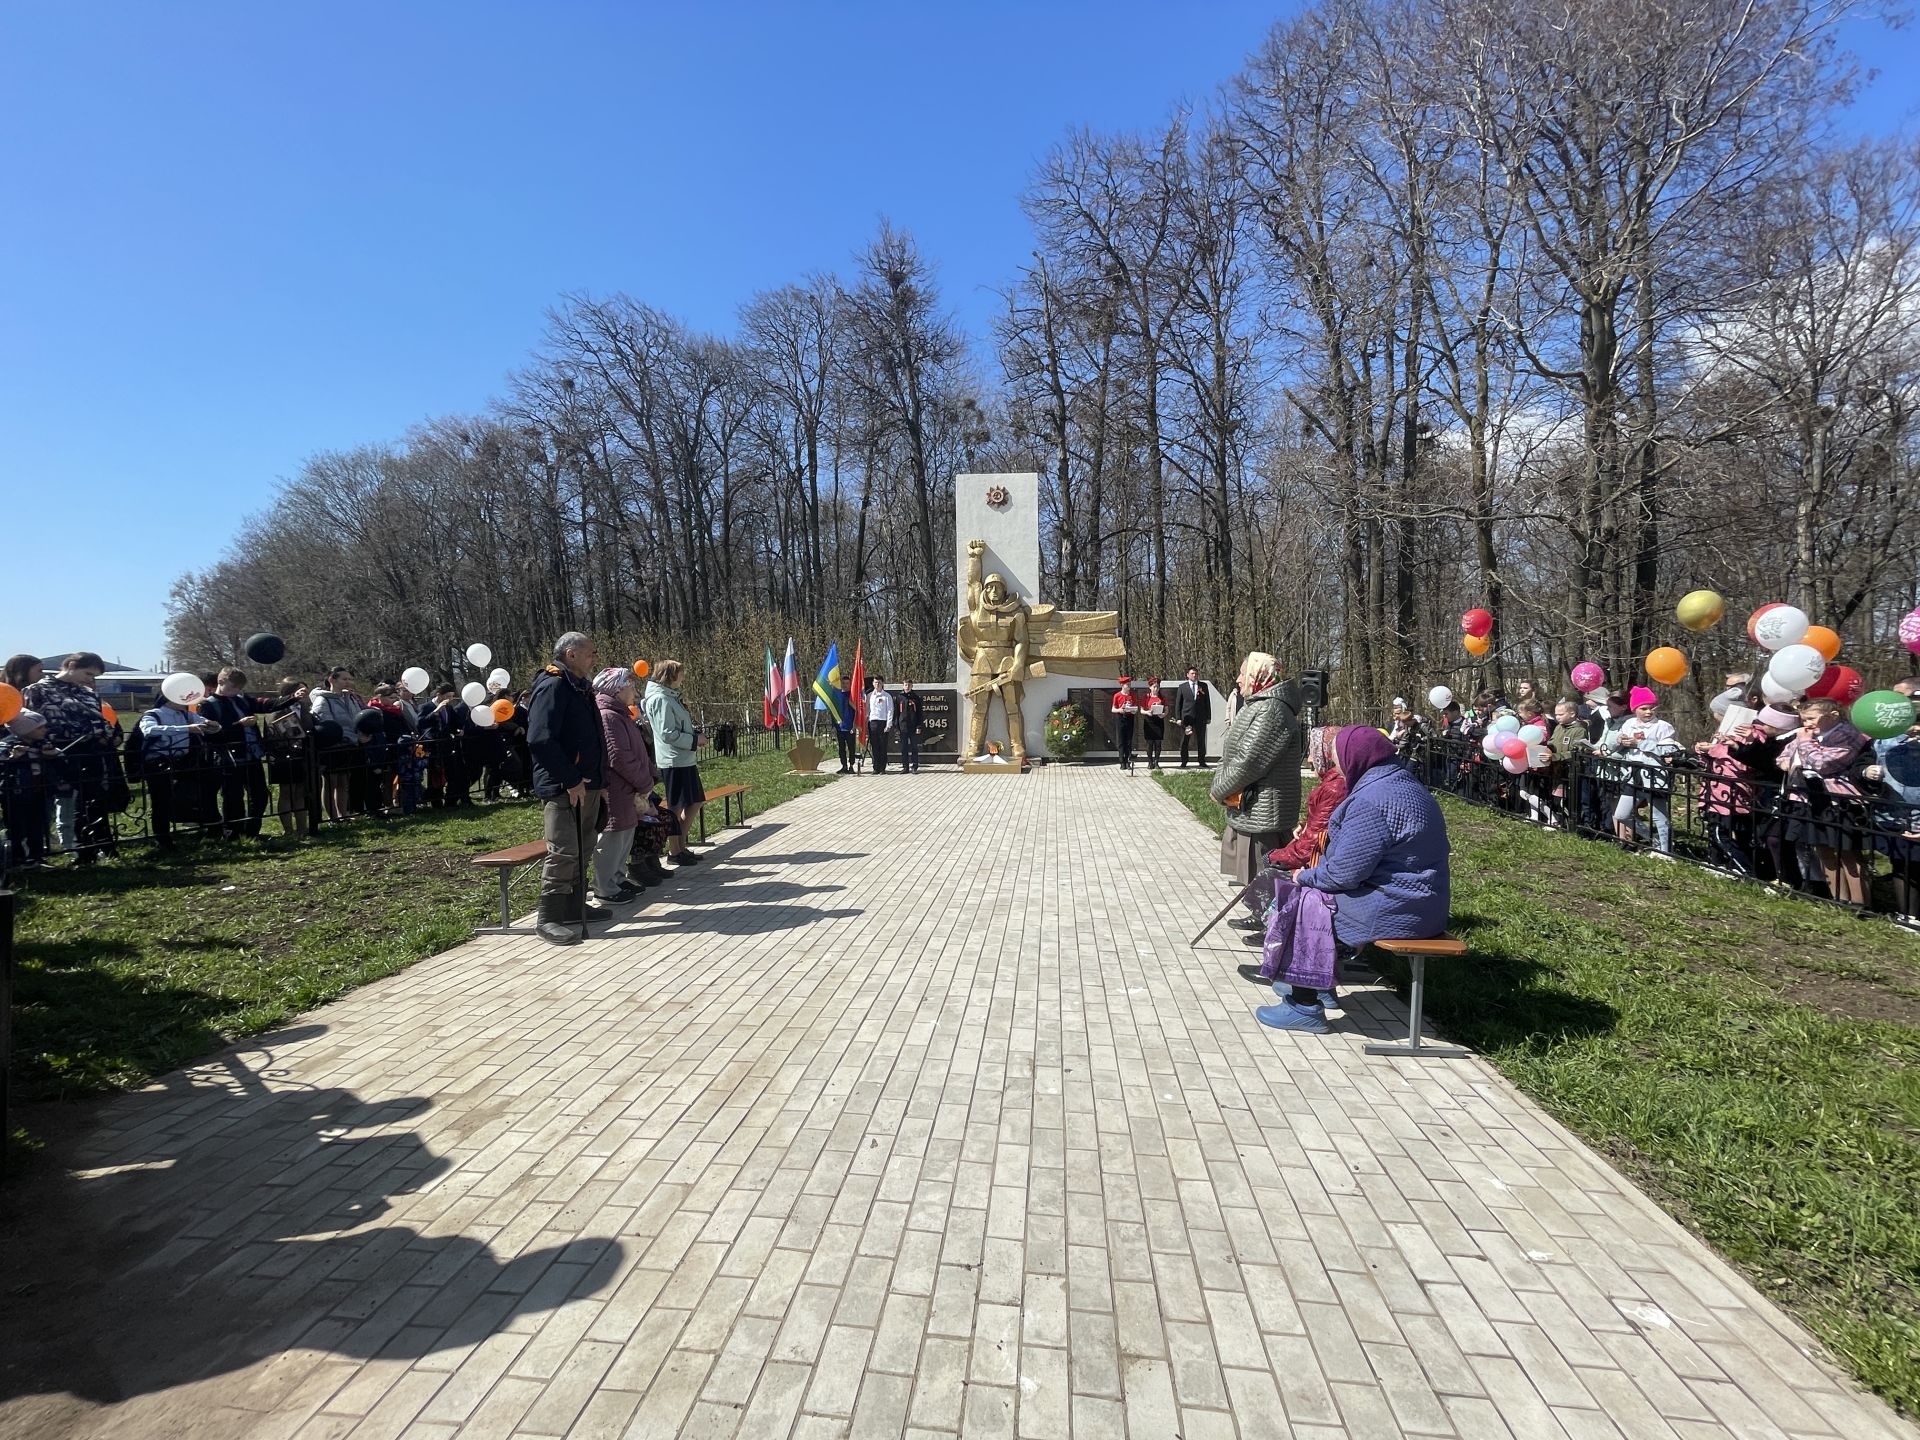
[593, 666, 657, 904]
[1209, 651, 1304, 885]
[1235, 725, 1346, 992]
[1258, 725, 1451, 1034]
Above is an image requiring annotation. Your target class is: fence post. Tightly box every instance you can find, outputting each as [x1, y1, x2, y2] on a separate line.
[1, 886, 13, 1176]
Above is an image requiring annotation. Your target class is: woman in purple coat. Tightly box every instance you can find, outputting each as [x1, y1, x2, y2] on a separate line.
[592, 668, 659, 904]
[1259, 725, 1451, 1034]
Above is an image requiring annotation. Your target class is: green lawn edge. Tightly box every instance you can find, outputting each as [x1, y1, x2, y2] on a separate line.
[1156, 769, 1920, 1416]
[9, 748, 835, 1115]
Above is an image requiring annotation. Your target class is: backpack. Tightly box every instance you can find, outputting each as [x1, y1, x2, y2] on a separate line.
[121, 723, 147, 782]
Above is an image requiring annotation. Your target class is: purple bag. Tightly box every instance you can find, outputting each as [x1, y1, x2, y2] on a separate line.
[1260, 875, 1338, 990]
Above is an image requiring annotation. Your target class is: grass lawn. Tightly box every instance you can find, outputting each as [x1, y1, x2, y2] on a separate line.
[1158, 769, 1920, 1415]
[7, 747, 834, 1114]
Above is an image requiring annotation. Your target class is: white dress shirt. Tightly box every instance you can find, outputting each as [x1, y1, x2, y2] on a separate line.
[867, 689, 895, 727]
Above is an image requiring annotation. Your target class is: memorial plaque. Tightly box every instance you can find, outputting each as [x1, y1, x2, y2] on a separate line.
[907, 686, 959, 758]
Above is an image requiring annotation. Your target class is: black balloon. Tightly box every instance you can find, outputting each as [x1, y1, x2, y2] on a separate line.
[243, 632, 285, 665]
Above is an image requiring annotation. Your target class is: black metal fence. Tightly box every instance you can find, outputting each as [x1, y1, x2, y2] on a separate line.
[1409, 735, 1920, 919]
[0, 706, 793, 880]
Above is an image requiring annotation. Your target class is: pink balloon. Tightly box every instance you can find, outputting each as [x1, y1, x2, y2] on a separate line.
[1500, 736, 1528, 759]
[1901, 606, 1920, 656]
[1501, 755, 1528, 774]
[1570, 661, 1605, 692]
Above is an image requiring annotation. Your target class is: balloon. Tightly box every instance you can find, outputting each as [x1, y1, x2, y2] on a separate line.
[1761, 673, 1800, 705]
[629, 703, 640, 720]
[468, 702, 498, 729]
[1527, 744, 1553, 769]
[1675, 590, 1725, 633]
[461, 682, 487, 708]
[1492, 714, 1521, 734]
[1900, 606, 1920, 656]
[1500, 736, 1528, 759]
[1766, 643, 1826, 695]
[1518, 724, 1546, 745]
[1480, 735, 1504, 759]
[1645, 648, 1688, 686]
[1851, 690, 1914, 740]
[1427, 686, 1453, 709]
[1801, 625, 1841, 662]
[1463, 633, 1491, 656]
[1501, 755, 1528, 775]
[100, 702, 117, 727]
[1570, 662, 1605, 693]
[1461, 608, 1494, 638]
[162, 671, 205, 705]
[400, 666, 431, 695]
[1753, 604, 1810, 652]
[1747, 603, 1783, 643]
[487, 667, 511, 688]
[632, 659, 651, 680]
[1807, 664, 1864, 706]
[491, 698, 514, 723]
[466, 643, 492, 668]
[243, 632, 285, 665]
[0, 683, 20, 724]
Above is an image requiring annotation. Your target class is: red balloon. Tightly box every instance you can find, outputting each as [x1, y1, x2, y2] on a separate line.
[1500, 736, 1527, 759]
[1461, 608, 1494, 638]
[1807, 664, 1864, 706]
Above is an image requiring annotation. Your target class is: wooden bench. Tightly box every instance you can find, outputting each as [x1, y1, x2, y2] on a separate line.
[698, 784, 752, 843]
[1363, 936, 1471, 1059]
[471, 840, 547, 934]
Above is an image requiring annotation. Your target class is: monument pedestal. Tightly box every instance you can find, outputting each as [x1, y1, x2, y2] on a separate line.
[960, 759, 1030, 775]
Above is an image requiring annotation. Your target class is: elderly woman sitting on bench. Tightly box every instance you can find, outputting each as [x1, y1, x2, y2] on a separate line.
[1259, 725, 1451, 1034]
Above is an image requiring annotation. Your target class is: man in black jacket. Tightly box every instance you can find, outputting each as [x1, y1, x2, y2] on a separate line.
[526, 631, 611, 946]
[1173, 665, 1213, 768]
[897, 680, 925, 773]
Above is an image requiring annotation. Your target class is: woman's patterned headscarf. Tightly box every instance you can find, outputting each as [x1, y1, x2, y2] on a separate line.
[1307, 724, 1340, 776]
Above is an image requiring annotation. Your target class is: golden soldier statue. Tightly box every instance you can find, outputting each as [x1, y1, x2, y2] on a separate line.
[958, 538, 1125, 762]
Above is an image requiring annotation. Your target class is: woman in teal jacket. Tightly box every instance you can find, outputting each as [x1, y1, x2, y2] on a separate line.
[644, 659, 705, 866]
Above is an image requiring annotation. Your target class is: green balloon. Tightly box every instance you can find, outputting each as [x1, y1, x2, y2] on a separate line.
[1851, 690, 1914, 739]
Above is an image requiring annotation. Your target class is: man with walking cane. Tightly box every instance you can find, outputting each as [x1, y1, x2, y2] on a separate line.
[527, 632, 611, 946]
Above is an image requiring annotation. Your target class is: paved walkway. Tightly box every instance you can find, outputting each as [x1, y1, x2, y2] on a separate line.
[2, 768, 1912, 1440]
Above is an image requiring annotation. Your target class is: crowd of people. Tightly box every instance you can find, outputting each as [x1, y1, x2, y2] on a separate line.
[1392, 674, 1920, 914]
[1204, 650, 1453, 1036]
[0, 647, 732, 883]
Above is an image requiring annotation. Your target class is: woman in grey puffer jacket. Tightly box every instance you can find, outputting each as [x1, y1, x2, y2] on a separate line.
[1209, 652, 1303, 883]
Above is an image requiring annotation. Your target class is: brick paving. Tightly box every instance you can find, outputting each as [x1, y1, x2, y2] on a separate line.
[3, 766, 1913, 1439]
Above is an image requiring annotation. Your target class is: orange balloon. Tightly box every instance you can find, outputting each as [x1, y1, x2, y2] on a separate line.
[491, 699, 514, 723]
[1462, 633, 1491, 656]
[0, 682, 20, 724]
[1645, 646, 1688, 685]
[632, 659, 651, 680]
[1802, 625, 1841, 661]
[101, 703, 118, 727]
[628, 703, 640, 720]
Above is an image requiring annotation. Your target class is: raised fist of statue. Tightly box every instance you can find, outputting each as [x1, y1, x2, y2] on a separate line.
[967, 539, 987, 558]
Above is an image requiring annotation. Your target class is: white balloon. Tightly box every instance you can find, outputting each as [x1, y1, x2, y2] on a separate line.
[1427, 686, 1453, 709]
[1760, 672, 1801, 704]
[1753, 604, 1810, 652]
[400, 666, 431, 695]
[1501, 755, 1528, 774]
[466, 643, 493, 668]
[1766, 643, 1826, 694]
[1492, 715, 1521, 734]
[487, 667, 511, 689]
[461, 682, 487, 708]
[468, 702, 498, 728]
[1528, 744, 1553, 768]
[1481, 735, 1504, 759]
[161, 671, 204, 705]
[1518, 724, 1546, 745]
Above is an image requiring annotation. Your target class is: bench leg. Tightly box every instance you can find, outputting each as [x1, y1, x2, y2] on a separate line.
[1364, 955, 1471, 1059]
[498, 870, 512, 929]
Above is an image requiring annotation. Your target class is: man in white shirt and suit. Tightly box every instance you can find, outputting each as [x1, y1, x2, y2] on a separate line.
[1174, 665, 1213, 768]
[866, 675, 895, 773]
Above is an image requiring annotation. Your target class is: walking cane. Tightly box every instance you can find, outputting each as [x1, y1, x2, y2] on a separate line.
[1189, 877, 1261, 948]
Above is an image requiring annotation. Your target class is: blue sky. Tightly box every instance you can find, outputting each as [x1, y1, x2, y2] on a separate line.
[3, 3, 1915, 669]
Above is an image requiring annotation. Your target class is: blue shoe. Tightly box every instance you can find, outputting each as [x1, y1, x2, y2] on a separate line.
[1318, 989, 1340, 1011]
[1256, 1001, 1329, 1034]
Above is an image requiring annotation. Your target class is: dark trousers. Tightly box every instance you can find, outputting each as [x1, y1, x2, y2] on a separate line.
[148, 765, 181, 848]
[868, 721, 891, 772]
[1114, 715, 1134, 770]
[1179, 721, 1208, 766]
[4, 786, 49, 864]
[218, 757, 271, 838]
[836, 729, 857, 771]
[901, 728, 921, 772]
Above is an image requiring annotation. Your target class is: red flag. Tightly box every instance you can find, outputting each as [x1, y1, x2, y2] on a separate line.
[848, 640, 866, 744]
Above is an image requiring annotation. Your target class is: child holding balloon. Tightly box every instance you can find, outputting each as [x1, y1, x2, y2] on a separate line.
[1602, 687, 1680, 853]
